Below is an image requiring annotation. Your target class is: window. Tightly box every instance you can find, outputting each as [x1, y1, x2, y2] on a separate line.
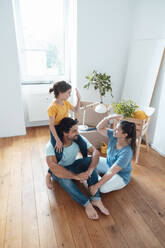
[14, 0, 72, 83]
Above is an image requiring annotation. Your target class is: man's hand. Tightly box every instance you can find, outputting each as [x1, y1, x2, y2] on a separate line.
[74, 171, 90, 181]
[74, 168, 94, 182]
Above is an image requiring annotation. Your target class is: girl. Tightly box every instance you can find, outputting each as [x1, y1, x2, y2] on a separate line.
[46, 81, 80, 189]
[89, 114, 136, 195]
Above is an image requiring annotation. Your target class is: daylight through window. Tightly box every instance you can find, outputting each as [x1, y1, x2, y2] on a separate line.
[16, 0, 70, 83]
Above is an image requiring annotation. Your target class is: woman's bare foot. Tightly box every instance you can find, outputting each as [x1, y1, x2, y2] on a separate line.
[85, 203, 99, 220]
[91, 200, 109, 216]
[46, 173, 54, 190]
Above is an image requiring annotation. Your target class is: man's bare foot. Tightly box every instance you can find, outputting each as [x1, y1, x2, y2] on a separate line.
[91, 200, 109, 216]
[85, 203, 99, 220]
[46, 173, 54, 190]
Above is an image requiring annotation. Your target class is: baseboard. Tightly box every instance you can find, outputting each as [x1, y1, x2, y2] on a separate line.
[26, 120, 49, 127]
[150, 144, 165, 157]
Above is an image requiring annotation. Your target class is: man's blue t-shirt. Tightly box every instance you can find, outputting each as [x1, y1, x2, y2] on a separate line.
[106, 129, 133, 184]
[46, 135, 92, 166]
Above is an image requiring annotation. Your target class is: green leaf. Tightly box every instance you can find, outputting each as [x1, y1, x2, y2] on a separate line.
[83, 70, 113, 99]
[112, 100, 138, 117]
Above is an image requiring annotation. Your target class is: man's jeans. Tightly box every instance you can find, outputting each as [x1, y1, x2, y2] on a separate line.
[51, 157, 100, 206]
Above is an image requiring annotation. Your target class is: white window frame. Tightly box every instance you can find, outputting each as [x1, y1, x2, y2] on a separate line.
[13, 0, 72, 84]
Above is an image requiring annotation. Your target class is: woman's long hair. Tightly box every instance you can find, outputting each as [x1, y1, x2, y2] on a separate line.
[120, 120, 136, 157]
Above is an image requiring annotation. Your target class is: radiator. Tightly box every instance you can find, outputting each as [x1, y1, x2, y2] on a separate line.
[26, 91, 53, 122]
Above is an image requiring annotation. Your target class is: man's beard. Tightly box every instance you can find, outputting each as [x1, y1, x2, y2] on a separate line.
[71, 135, 78, 140]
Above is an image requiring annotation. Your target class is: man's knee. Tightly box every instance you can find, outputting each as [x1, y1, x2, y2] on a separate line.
[81, 157, 91, 167]
[72, 157, 91, 172]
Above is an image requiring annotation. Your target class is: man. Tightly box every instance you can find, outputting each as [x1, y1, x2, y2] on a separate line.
[46, 117, 109, 220]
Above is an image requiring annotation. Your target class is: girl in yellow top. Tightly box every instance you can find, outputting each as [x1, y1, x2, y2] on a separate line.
[46, 81, 81, 189]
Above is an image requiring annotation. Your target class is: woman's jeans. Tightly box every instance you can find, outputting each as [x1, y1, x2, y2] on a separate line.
[51, 157, 100, 206]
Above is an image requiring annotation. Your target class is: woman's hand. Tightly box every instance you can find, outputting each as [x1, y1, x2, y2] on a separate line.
[55, 138, 63, 152]
[106, 113, 123, 120]
[86, 168, 93, 177]
[89, 183, 99, 196]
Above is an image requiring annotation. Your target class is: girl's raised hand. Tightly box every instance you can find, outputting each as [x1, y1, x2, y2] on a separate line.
[75, 88, 81, 100]
[55, 138, 63, 153]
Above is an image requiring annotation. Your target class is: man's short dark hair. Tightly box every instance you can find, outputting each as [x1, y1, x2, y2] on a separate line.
[56, 117, 78, 141]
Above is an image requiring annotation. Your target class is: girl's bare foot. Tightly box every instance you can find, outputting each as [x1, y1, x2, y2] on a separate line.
[46, 173, 54, 190]
[85, 203, 99, 220]
[91, 200, 109, 215]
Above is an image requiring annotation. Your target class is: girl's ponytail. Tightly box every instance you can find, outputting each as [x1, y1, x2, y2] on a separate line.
[49, 81, 71, 98]
[49, 87, 54, 94]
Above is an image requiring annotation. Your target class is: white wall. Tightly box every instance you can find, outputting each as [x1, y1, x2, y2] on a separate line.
[77, 0, 135, 104]
[21, 0, 135, 127]
[132, 0, 165, 40]
[2, 0, 164, 155]
[131, 0, 165, 156]
[0, 0, 25, 137]
[150, 55, 165, 156]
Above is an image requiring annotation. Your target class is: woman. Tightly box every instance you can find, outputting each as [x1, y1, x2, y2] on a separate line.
[89, 114, 136, 196]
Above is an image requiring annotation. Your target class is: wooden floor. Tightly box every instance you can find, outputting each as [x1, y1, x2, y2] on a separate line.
[0, 126, 165, 248]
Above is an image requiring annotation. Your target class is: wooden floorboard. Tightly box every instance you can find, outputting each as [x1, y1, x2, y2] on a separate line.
[114, 187, 163, 248]
[98, 201, 130, 248]
[21, 136, 40, 248]
[0, 126, 165, 248]
[0, 138, 13, 248]
[4, 137, 22, 248]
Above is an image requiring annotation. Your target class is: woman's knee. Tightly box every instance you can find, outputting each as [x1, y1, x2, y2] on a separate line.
[100, 184, 112, 193]
[96, 157, 109, 174]
[100, 181, 127, 193]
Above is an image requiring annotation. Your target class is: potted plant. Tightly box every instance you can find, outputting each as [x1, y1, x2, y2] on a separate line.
[111, 100, 139, 118]
[84, 70, 113, 113]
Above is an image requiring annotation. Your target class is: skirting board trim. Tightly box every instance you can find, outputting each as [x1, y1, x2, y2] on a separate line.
[151, 144, 165, 158]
